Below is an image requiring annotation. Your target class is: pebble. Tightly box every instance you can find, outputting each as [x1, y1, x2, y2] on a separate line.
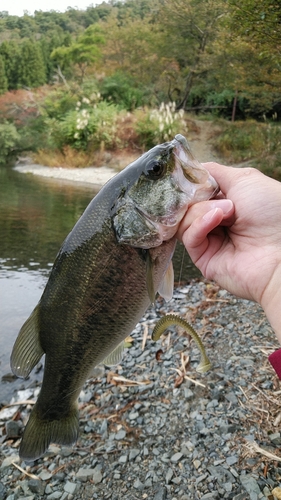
[170, 452, 183, 463]
[39, 471, 53, 481]
[64, 481, 77, 495]
[0, 282, 280, 500]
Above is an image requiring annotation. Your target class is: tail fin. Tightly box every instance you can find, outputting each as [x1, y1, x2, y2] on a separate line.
[20, 403, 79, 462]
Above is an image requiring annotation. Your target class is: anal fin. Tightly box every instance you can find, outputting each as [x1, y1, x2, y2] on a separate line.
[157, 261, 174, 301]
[102, 340, 126, 366]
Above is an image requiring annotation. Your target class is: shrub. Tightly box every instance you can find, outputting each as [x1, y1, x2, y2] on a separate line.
[0, 121, 20, 164]
[100, 72, 146, 110]
[135, 102, 187, 148]
[211, 118, 281, 180]
[48, 98, 120, 151]
[211, 120, 265, 162]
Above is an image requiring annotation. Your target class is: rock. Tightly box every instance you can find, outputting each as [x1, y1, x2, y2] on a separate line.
[153, 485, 167, 500]
[240, 474, 261, 499]
[165, 468, 173, 484]
[39, 471, 52, 481]
[115, 429, 126, 440]
[64, 481, 77, 495]
[28, 479, 45, 496]
[133, 479, 144, 490]
[46, 492, 62, 500]
[92, 468, 103, 484]
[0, 483, 6, 500]
[129, 449, 140, 461]
[170, 452, 183, 463]
[5, 420, 21, 438]
[1, 455, 19, 468]
[272, 487, 281, 499]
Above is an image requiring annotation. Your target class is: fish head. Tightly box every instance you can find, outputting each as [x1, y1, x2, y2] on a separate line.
[112, 134, 219, 248]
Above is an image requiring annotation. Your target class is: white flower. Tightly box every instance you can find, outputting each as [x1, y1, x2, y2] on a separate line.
[82, 97, 90, 104]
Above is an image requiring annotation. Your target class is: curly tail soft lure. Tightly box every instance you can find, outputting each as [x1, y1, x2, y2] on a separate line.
[152, 314, 212, 373]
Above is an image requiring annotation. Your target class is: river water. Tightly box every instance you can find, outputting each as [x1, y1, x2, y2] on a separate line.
[0, 163, 199, 401]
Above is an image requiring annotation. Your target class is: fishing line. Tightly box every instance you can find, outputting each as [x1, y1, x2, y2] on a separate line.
[177, 243, 186, 285]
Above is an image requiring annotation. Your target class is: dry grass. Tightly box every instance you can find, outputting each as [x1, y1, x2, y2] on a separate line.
[33, 147, 95, 168]
[32, 145, 140, 170]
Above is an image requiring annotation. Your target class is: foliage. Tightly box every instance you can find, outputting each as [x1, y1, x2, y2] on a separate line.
[136, 102, 187, 148]
[0, 41, 20, 90]
[0, 0, 280, 119]
[46, 95, 120, 151]
[51, 24, 105, 82]
[0, 0, 281, 171]
[17, 39, 46, 88]
[100, 72, 146, 110]
[211, 120, 263, 161]
[157, 0, 228, 109]
[253, 123, 281, 181]
[42, 87, 78, 119]
[0, 54, 7, 94]
[211, 119, 281, 180]
[0, 121, 20, 164]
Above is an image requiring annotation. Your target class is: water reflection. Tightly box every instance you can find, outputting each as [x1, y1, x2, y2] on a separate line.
[0, 165, 97, 400]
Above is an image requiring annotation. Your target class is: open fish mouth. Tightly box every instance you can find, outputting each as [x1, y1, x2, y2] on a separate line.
[172, 134, 219, 204]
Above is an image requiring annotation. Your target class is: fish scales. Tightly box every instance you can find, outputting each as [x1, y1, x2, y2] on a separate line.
[11, 134, 219, 461]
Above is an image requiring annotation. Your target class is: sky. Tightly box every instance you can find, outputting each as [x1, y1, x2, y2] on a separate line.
[4, 0, 105, 17]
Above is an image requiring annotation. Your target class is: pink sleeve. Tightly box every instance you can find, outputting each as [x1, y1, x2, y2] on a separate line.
[268, 350, 281, 379]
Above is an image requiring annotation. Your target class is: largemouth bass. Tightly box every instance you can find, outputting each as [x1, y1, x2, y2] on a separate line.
[11, 134, 218, 461]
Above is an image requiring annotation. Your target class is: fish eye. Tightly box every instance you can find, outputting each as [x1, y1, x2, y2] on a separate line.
[146, 161, 166, 180]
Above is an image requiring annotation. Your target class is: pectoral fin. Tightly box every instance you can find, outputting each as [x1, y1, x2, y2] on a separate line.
[157, 261, 174, 301]
[10, 305, 44, 379]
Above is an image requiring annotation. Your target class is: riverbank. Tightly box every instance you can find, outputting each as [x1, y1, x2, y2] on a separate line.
[13, 121, 226, 188]
[14, 164, 118, 187]
[1, 280, 281, 499]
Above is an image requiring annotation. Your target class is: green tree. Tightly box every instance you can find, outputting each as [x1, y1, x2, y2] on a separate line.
[17, 40, 46, 88]
[157, 0, 227, 109]
[224, 0, 281, 116]
[0, 40, 20, 89]
[102, 6, 165, 90]
[0, 54, 7, 94]
[51, 24, 105, 82]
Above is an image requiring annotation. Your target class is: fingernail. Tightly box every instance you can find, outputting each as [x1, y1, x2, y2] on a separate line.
[203, 208, 218, 222]
[210, 199, 233, 214]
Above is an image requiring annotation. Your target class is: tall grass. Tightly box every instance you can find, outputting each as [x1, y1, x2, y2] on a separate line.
[211, 119, 281, 180]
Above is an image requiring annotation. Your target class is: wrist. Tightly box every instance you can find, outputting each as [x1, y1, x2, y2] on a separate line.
[260, 264, 281, 345]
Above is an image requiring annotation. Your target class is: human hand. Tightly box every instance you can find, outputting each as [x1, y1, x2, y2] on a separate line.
[177, 163, 281, 341]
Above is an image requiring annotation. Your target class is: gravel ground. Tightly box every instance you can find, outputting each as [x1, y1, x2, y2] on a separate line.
[1, 279, 281, 500]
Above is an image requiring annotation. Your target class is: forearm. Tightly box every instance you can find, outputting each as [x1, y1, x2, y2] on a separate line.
[260, 264, 281, 346]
